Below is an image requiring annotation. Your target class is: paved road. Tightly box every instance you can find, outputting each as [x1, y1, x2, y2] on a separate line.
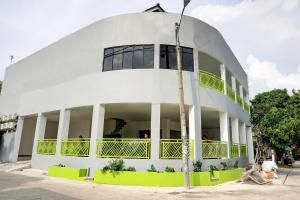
[0, 162, 299, 200]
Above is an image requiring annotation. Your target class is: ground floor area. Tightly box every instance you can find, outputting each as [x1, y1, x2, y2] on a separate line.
[0, 162, 299, 200]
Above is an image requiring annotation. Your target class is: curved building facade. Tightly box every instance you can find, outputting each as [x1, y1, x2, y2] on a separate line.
[0, 8, 254, 173]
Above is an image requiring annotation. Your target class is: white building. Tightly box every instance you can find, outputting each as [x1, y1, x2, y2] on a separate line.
[0, 5, 254, 173]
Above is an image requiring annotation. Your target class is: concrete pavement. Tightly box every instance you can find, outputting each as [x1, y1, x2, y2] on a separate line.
[0, 162, 299, 200]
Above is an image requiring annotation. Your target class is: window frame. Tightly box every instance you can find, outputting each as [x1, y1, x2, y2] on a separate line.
[159, 44, 194, 72]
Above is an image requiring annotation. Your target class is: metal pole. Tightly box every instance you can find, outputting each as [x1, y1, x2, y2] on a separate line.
[175, 22, 190, 189]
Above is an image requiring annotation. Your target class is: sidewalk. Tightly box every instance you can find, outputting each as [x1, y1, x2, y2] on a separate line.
[0, 162, 299, 200]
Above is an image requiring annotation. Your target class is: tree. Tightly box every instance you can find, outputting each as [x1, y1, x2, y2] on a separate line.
[251, 89, 300, 149]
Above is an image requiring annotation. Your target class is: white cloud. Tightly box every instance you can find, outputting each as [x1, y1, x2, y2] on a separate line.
[246, 54, 300, 93]
[190, 0, 300, 97]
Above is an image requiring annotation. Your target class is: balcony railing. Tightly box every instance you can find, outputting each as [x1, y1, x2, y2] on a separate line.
[230, 143, 239, 158]
[61, 138, 90, 157]
[202, 140, 228, 159]
[226, 84, 236, 102]
[237, 95, 244, 108]
[240, 144, 247, 157]
[160, 139, 194, 159]
[243, 101, 250, 113]
[96, 138, 150, 159]
[199, 70, 224, 94]
[37, 139, 57, 155]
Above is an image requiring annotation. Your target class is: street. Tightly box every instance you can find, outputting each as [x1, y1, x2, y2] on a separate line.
[0, 162, 299, 200]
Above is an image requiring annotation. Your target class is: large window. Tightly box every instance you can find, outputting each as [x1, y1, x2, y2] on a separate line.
[160, 45, 194, 72]
[103, 45, 154, 71]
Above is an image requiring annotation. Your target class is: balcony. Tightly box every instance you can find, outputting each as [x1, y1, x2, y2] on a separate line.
[96, 138, 150, 159]
[160, 139, 194, 159]
[61, 138, 90, 157]
[240, 144, 247, 157]
[37, 139, 57, 155]
[230, 143, 239, 158]
[199, 70, 224, 94]
[202, 140, 228, 159]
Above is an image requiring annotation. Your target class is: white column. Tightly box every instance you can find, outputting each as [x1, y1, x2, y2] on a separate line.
[219, 112, 230, 158]
[231, 117, 240, 157]
[220, 64, 227, 94]
[32, 114, 47, 155]
[55, 109, 71, 159]
[239, 122, 247, 145]
[150, 103, 160, 164]
[231, 76, 237, 102]
[189, 105, 202, 161]
[88, 104, 105, 176]
[11, 116, 24, 162]
[154, 44, 160, 69]
[246, 126, 255, 164]
[239, 85, 244, 100]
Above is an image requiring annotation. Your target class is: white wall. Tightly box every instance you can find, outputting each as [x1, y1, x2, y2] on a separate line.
[18, 118, 36, 156]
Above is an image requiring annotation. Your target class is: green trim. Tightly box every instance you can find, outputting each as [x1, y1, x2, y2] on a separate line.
[236, 95, 244, 108]
[202, 140, 228, 159]
[61, 138, 90, 157]
[240, 144, 247, 157]
[230, 143, 239, 158]
[37, 139, 57, 155]
[243, 101, 250, 113]
[96, 138, 150, 159]
[199, 70, 224, 94]
[94, 168, 243, 186]
[160, 139, 194, 159]
[226, 84, 236, 102]
[48, 166, 87, 180]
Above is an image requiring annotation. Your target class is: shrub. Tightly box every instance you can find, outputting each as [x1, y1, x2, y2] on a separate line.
[192, 160, 202, 172]
[209, 165, 219, 177]
[234, 160, 239, 168]
[147, 164, 157, 172]
[102, 159, 125, 172]
[125, 166, 136, 171]
[220, 161, 227, 170]
[56, 164, 65, 167]
[164, 166, 175, 172]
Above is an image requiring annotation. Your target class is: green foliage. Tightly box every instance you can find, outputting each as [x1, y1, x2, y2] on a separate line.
[147, 164, 157, 172]
[233, 160, 239, 168]
[103, 159, 125, 172]
[209, 165, 219, 177]
[251, 89, 300, 149]
[192, 160, 202, 172]
[220, 161, 227, 170]
[56, 164, 65, 167]
[125, 166, 136, 171]
[164, 166, 175, 172]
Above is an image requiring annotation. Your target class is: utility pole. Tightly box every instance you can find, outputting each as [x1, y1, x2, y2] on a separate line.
[175, 0, 191, 189]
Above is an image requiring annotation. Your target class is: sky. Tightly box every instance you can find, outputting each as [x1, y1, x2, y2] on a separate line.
[0, 0, 299, 98]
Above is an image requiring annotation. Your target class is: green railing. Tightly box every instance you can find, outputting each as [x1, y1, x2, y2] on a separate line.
[160, 139, 194, 159]
[199, 70, 224, 94]
[226, 84, 236, 102]
[202, 140, 228, 159]
[37, 139, 57, 155]
[240, 144, 247, 157]
[243, 101, 250, 113]
[230, 143, 239, 158]
[96, 138, 150, 159]
[237, 95, 244, 108]
[61, 138, 90, 157]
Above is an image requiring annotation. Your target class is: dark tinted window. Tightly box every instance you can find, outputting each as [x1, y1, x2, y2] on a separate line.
[159, 45, 194, 72]
[103, 48, 113, 71]
[143, 45, 154, 68]
[113, 47, 123, 70]
[133, 45, 143, 68]
[123, 46, 133, 69]
[102, 44, 154, 71]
